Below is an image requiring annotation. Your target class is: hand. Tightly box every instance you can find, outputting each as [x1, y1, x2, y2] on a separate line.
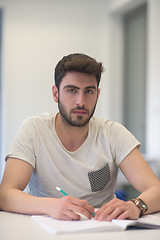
[46, 196, 95, 221]
[95, 198, 140, 221]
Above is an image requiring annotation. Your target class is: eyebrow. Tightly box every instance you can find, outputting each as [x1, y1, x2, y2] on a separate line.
[63, 85, 97, 90]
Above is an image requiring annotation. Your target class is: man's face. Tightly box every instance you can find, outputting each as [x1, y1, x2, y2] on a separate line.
[55, 71, 100, 127]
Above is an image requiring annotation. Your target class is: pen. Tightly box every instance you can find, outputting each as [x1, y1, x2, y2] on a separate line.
[56, 186, 95, 216]
[56, 186, 68, 196]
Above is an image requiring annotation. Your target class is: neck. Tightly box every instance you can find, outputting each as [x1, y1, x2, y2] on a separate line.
[55, 113, 89, 151]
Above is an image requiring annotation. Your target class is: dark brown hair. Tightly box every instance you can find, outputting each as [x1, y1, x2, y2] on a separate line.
[54, 53, 104, 90]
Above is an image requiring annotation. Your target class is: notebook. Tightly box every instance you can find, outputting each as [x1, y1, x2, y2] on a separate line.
[32, 212, 160, 234]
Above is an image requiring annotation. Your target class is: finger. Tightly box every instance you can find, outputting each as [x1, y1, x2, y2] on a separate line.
[52, 208, 80, 221]
[65, 210, 81, 221]
[95, 203, 109, 218]
[95, 206, 115, 221]
[58, 209, 81, 221]
[95, 199, 125, 221]
[116, 211, 130, 220]
[71, 197, 95, 213]
[67, 202, 94, 219]
[105, 207, 126, 221]
[94, 201, 116, 220]
[66, 196, 95, 217]
[104, 202, 134, 221]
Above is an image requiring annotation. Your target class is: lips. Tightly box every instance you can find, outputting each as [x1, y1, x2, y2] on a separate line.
[72, 107, 87, 115]
[73, 110, 87, 115]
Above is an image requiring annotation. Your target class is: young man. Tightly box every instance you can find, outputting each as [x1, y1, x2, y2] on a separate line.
[0, 53, 160, 221]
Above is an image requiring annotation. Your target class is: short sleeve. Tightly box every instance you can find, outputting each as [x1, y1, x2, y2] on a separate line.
[5, 118, 38, 168]
[109, 122, 140, 166]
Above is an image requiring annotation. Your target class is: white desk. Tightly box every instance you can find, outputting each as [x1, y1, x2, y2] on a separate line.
[0, 211, 160, 240]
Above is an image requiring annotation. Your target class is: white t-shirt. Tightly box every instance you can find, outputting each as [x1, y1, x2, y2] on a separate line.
[6, 112, 140, 208]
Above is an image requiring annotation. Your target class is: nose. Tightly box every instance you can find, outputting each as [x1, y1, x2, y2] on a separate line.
[76, 91, 85, 107]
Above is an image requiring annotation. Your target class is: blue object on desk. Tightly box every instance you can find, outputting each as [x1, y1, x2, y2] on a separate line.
[115, 190, 126, 201]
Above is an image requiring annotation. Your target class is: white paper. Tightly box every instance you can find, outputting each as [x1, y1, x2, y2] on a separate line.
[32, 215, 122, 234]
[32, 212, 160, 234]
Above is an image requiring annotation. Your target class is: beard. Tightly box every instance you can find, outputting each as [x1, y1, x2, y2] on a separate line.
[58, 98, 97, 127]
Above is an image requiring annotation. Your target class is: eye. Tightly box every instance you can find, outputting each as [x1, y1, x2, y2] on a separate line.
[67, 89, 77, 93]
[85, 89, 94, 94]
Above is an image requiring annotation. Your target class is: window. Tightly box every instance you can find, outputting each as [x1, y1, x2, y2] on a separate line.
[123, 4, 147, 153]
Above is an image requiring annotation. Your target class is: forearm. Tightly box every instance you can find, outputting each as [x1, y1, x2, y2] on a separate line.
[0, 187, 50, 215]
[0, 187, 95, 220]
[138, 184, 160, 214]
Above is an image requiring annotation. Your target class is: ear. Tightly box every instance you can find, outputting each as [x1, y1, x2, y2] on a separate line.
[52, 85, 58, 103]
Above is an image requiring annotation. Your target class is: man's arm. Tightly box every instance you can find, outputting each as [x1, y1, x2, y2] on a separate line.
[0, 158, 94, 220]
[95, 147, 160, 221]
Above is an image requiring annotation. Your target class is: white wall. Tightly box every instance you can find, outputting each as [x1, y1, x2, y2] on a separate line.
[0, 0, 110, 179]
[0, 0, 160, 179]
